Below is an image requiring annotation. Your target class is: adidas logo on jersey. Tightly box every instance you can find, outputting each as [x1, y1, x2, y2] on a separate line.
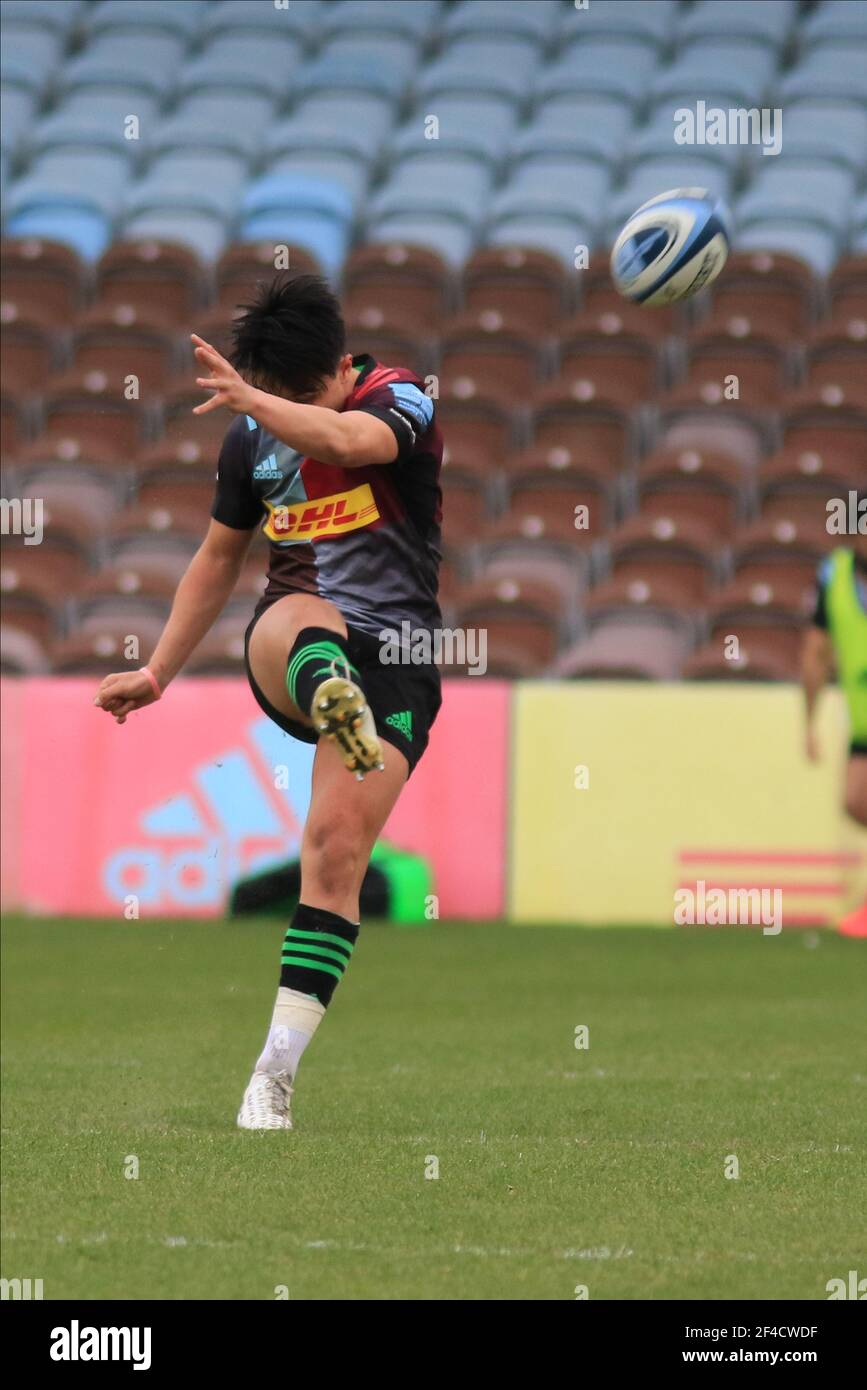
[253, 455, 282, 480]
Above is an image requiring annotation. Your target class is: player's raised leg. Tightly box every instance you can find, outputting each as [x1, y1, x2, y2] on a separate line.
[247, 592, 383, 777]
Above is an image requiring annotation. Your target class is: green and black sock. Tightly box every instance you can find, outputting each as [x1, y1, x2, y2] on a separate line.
[285, 627, 359, 717]
[279, 903, 359, 1007]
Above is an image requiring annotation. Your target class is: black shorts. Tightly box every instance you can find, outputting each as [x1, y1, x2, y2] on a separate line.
[243, 615, 442, 777]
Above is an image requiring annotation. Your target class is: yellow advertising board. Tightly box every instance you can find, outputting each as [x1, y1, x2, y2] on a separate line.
[510, 682, 857, 927]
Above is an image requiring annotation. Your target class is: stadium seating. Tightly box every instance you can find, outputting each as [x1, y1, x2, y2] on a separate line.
[1, 0, 865, 680]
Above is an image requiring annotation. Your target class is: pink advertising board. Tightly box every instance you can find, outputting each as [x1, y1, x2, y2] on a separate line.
[0, 676, 508, 920]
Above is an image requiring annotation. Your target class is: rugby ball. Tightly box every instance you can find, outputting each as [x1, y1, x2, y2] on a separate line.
[610, 188, 731, 305]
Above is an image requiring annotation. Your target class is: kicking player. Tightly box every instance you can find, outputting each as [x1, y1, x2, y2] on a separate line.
[94, 274, 443, 1127]
[802, 514, 867, 937]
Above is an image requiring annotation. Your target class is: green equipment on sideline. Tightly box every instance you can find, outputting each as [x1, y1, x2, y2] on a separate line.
[228, 840, 434, 925]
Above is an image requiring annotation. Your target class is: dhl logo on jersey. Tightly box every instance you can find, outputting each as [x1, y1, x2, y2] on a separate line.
[263, 484, 380, 542]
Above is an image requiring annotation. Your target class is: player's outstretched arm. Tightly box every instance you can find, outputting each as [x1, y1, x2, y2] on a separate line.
[93, 518, 254, 725]
[190, 334, 398, 468]
[801, 625, 835, 762]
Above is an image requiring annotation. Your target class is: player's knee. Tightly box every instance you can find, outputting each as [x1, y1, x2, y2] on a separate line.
[304, 818, 366, 898]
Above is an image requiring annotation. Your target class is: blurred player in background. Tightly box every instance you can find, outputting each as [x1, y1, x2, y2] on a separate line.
[802, 501, 867, 937]
[94, 274, 443, 1127]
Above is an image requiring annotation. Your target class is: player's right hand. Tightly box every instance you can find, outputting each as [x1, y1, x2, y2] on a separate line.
[93, 670, 161, 725]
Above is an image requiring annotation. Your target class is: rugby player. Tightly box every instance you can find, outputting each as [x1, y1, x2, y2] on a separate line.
[802, 511, 867, 938]
[94, 274, 443, 1127]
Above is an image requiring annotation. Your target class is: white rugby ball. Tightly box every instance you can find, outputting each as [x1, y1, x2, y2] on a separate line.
[610, 188, 731, 305]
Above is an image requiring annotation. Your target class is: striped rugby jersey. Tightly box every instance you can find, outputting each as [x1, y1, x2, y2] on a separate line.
[212, 355, 443, 637]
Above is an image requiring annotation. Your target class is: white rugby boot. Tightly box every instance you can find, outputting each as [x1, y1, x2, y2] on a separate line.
[236, 1070, 293, 1131]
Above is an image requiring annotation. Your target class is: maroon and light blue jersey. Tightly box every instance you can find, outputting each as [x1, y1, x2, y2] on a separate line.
[212, 355, 443, 637]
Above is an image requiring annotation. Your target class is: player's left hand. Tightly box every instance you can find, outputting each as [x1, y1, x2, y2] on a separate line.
[191, 334, 256, 416]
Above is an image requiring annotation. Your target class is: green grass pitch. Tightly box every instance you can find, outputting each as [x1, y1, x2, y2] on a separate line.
[2, 917, 865, 1301]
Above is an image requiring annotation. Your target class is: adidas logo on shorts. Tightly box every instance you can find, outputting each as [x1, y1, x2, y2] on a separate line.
[384, 710, 413, 741]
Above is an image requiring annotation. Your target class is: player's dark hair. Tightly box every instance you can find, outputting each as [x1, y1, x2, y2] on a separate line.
[230, 273, 346, 401]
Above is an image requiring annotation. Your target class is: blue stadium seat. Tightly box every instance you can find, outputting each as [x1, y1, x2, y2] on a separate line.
[518, 95, 632, 167]
[677, 0, 797, 47]
[38, 89, 160, 130]
[0, 0, 84, 34]
[0, 25, 62, 91]
[393, 96, 517, 165]
[651, 41, 778, 106]
[295, 89, 394, 127]
[265, 115, 376, 168]
[737, 222, 840, 278]
[578, 0, 678, 48]
[151, 94, 275, 161]
[736, 162, 857, 235]
[780, 43, 867, 103]
[627, 102, 745, 169]
[295, 50, 408, 102]
[179, 35, 303, 104]
[537, 39, 658, 106]
[418, 37, 540, 105]
[6, 198, 110, 261]
[141, 152, 248, 209]
[125, 166, 241, 225]
[83, 0, 211, 41]
[320, 35, 418, 81]
[121, 209, 226, 262]
[238, 215, 346, 281]
[200, 0, 324, 43]
[747, 100, 867, 174]
[58, 35, 183, 101]
[486, 214, 596, 268]
[8, 149, 128, 218]
[242, 174, 354, 227]
[366, 213, 475, 268]
[27, 102, 158, 164]
[492, 158, 611, 225]
[239, 175, 354, 278]
[322, 0, 441, 42]
[276, 94, 394, 156]
[854, 194, 867, 237]
[444, 0, 561, 46]
[0, 81, 37, 154]
[264, 151, 369, 204]
[802, 0, 867, 44]
[370, 153, 493, 228]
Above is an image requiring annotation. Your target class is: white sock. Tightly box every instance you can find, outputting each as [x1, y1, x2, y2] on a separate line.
[255, 987, 326, 1079]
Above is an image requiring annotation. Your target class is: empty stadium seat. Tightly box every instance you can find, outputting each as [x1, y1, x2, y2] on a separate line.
[462, 247, 567, 334]
[2, 228, 100, 327]
[439, 314, 543, 404]
[95, 240, 204, 327]
[555, 613, 693, 681]
[0, 304, 58, 393]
